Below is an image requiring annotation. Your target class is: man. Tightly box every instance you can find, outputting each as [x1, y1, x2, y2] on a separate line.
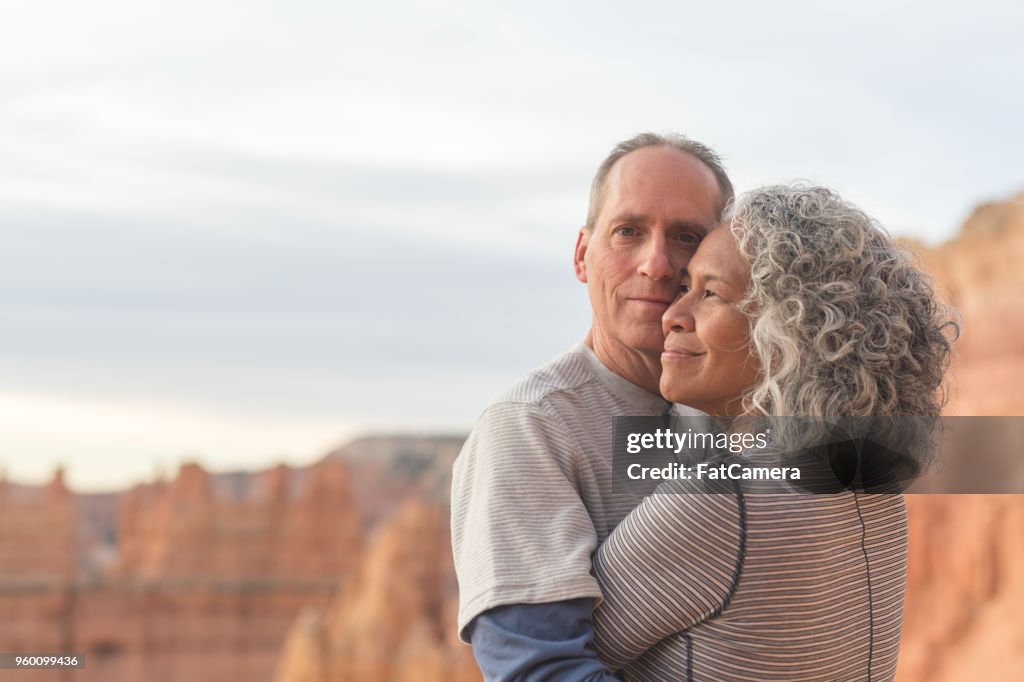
[451, 132, 734, 679]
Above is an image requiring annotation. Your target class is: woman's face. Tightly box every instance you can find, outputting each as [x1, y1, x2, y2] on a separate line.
[660, 226, 761, 416]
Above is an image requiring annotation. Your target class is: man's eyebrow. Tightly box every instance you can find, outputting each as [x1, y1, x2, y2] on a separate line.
[608, 214, 710, 232]
[607, 212, 649, 225]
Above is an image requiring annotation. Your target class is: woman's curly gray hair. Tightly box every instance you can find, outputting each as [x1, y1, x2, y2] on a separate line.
[729, 185, 957, 465]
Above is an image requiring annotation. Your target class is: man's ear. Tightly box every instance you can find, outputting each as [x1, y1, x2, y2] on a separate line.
[574, 227, 589, 283]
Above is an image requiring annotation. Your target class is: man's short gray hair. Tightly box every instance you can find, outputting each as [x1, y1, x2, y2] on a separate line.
[585, 132, 734, 230]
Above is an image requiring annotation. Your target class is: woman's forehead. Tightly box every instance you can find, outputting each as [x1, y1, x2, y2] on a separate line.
[688, 225, 753, 284]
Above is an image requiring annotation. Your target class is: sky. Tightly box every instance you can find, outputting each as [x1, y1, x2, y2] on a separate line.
[2, 0, 1023, 490]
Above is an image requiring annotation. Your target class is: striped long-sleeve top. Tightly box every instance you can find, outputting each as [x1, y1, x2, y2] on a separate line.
[592, 479, 908, 682]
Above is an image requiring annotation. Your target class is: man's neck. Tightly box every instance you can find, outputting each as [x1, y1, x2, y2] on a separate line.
[584, 329, 662, 396]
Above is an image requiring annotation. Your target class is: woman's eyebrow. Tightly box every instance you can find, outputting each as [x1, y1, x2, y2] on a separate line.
[680, 267, 727, 285]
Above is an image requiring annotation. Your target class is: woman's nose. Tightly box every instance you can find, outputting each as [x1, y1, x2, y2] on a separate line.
[663, 293, 695, 335]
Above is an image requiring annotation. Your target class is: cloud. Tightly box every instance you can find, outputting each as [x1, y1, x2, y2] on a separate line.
[2, 0, 1022, 487]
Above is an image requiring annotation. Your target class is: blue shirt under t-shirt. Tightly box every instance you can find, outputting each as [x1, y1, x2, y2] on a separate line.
[467, 598, 621, 681]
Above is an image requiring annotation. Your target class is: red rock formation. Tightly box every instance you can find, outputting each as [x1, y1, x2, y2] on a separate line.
[117, 460, 361, 581]
[282, 459, 362, 580]
[899, 495, 1024, 681]
[274, 500, 479, 682]
[896, 191, 1024, 680]
[0, 468, 75, 581]
[0, 459, 364, 682]
[913, 192, 1024, 415]
[0, 469, 77, 682]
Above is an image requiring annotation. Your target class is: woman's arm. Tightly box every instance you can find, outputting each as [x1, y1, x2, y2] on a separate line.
[591, 484, 745, 670]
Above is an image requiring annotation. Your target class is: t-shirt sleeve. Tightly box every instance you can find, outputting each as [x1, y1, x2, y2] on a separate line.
[590, 483, 744, 670]
[452, 401, 603, 642]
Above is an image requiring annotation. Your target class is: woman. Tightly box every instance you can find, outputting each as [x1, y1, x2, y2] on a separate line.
[591, 184, 955, 681]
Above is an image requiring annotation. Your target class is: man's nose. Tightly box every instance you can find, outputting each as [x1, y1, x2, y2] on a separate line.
[663, 294, 695, 336]
[637, 235, 674, 280]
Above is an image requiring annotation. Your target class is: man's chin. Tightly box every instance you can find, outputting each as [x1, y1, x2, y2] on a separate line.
[625, 337, 666, 359]
[607, 322, 665, 358]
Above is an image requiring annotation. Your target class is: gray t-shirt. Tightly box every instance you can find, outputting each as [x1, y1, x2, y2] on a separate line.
[451, 343, 699, 640]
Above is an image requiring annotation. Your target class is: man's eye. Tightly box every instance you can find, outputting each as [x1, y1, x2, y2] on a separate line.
[675, 232, 702, 245]
[615, 226, 638, 237]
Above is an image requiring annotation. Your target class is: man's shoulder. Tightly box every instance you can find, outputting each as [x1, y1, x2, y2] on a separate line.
[455, 346, 609, 474]
[490, 344, 600, 410]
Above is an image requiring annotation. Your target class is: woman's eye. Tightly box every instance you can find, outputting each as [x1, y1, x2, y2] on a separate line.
[679, 283, 718, 299]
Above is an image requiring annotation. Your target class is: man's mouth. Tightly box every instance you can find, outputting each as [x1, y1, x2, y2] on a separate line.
[628, 296, 674, 306]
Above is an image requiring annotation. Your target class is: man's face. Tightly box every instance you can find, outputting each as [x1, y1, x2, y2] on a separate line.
[574, 146, 722, 357]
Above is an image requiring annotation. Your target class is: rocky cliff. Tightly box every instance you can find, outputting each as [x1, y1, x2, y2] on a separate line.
[274, 500, 477, 682]
[894, 191, 1024, 680]
[914, 191, 1024, 415]
[0, 459, 366, 682]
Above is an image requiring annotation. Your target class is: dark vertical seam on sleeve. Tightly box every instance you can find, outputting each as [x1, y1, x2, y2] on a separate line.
[853, 491, 874, 682]
[687, 479, 747, 680]
[710, 478, 747, 619]
[684, 632, 693, 682]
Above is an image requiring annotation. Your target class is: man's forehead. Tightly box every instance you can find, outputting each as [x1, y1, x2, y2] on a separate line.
[606, 145, 707, 182]
[600, 148, 720, 211]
